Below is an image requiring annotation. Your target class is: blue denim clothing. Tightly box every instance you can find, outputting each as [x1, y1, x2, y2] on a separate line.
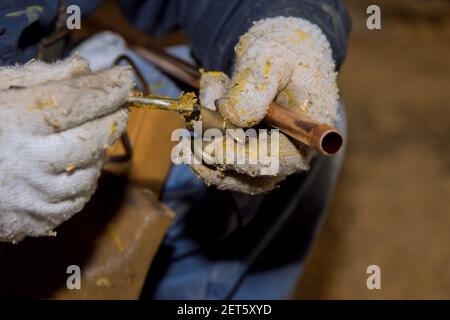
[117, 0, 351, 73]
[1, 1, 350, 71]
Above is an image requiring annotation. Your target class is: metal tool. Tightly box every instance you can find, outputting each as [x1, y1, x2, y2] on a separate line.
[127, 92, 239, 133]
[127, 92, 342, 156]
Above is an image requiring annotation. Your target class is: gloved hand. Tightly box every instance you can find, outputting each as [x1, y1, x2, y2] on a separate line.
[0, 55, 134, 242]
[192, 17, 340, 194]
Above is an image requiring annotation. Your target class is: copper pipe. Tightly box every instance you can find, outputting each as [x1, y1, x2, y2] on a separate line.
[133, 46, 200, 89]
[132, 45, 343, 155]
[266, 102, 343, 155]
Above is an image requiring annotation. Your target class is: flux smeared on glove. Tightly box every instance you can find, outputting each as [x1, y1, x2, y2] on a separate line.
[191, 17, 340, 194]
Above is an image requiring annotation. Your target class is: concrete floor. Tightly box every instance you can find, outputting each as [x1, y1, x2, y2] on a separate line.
[295, 0, 450, 299]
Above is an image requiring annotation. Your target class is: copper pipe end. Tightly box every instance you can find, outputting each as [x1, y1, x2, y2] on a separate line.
[310, 127, 343, 156]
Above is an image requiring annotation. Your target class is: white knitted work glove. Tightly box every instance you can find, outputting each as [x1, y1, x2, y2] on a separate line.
[192, 17, 340, 194]
[0, 55, 134, 242]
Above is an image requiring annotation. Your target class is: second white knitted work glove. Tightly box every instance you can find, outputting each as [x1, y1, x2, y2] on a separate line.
[192, 17, 340, 194]
[0, 55, 134, 242]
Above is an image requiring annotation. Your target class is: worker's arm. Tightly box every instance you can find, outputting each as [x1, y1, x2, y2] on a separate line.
[0, 56, 133, 242]
[117, 0, 350, 72]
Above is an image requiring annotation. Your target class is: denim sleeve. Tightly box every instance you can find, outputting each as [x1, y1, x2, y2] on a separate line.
[117, 0, 351, 74]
